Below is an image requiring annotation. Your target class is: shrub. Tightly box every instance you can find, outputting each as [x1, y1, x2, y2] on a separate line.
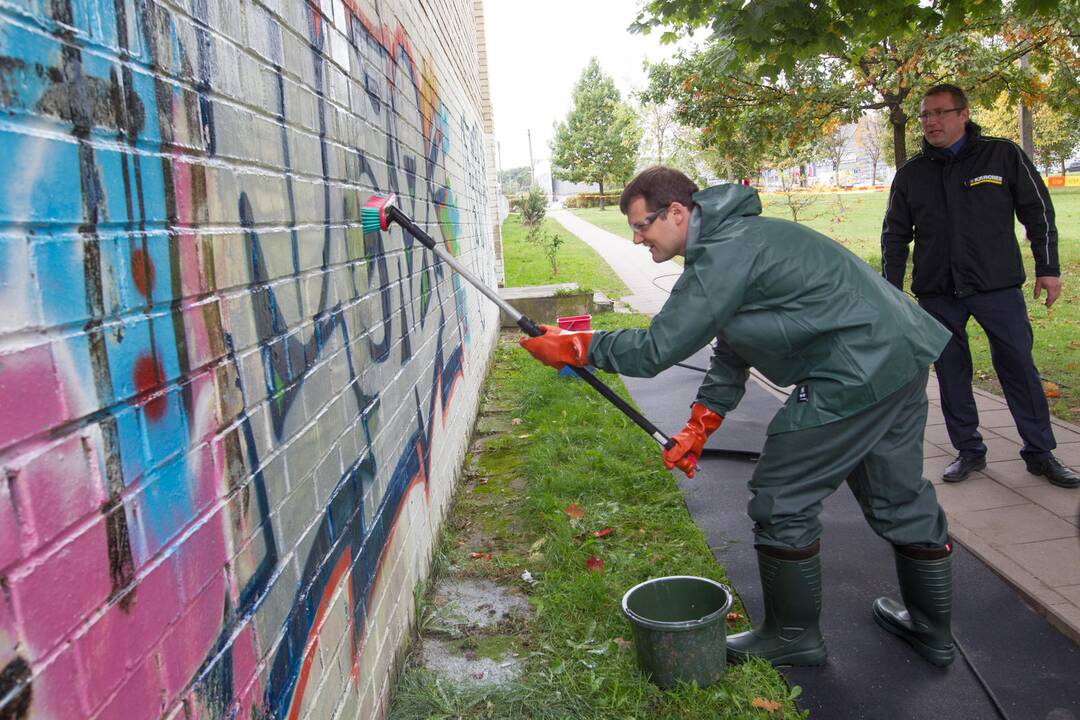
[519, 187, 548, 229]
[507, 193, 527, 213]
[563, 192, 623, 209]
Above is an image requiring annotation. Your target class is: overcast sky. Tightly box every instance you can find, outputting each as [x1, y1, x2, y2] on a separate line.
[482, 1, 686, 171]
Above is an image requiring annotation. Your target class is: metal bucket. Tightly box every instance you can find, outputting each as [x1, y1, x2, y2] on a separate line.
[621, 575, 733, 689]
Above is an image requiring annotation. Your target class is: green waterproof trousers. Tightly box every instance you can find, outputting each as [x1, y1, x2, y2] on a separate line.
[749, 368, 948, 550]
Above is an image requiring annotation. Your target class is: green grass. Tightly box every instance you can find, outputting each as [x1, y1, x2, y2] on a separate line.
[572, 189, 1080, 423]
[502, 214, 630, 300]
[568, 207, 635, 242]
[390, 315, 805, 720]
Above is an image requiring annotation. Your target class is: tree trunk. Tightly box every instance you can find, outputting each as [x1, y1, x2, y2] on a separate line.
[890, 107, 908, 169]
[1062, 159, 1067, 177]
[598, 178, 605, 210]
[871, 160, 878, 185]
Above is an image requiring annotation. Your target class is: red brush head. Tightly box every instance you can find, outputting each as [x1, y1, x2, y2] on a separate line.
[361, 193, 397, 232]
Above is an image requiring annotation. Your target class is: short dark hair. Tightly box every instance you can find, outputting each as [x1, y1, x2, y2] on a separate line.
[619, 166, 699, 214]
[923, 83, 968, 108]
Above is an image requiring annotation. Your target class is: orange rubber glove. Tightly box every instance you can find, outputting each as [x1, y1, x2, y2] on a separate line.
[663, 402, 724, 478]
[518, 325, 592, 369]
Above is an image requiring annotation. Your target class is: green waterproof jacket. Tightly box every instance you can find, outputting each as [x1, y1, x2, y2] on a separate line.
[586, 184, 951, 435]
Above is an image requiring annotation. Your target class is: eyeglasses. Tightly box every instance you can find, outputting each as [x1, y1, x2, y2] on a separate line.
[917, 107, 965, 123]
[628, 204, 671, 232]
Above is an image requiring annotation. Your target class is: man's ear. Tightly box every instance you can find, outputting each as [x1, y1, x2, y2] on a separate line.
[669, 201, 690, 225]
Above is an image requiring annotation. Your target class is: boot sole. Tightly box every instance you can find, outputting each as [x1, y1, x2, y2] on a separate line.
[873, 608, 955, 667]
[727, 645, 827, 667]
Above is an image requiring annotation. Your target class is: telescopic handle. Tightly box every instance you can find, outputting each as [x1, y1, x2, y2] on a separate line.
[386, 205, 674, 450]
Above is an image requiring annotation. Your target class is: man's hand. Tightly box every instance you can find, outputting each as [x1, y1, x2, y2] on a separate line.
[1034, 276, 1062, 308]
[519, 325, 592, 369]
[662, 402, 724, 478]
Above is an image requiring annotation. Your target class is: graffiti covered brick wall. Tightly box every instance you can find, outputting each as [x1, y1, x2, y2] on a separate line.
[0, 0, 500, 716]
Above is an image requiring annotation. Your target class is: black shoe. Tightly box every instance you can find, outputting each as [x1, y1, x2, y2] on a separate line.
[1025, 455, 1080, 489]
[942, 454, 986, 483]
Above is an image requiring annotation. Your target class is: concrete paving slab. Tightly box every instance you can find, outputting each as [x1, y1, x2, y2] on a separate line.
[1053, 441, 1080, 465]
[999, 537, 1080, 587]
[982, 433, 1023, 461]
[1052, 425, 1080, 443]
[1058, 584, 1080, 607]
[982, 458, 1048, 488]
[976, 408, 1020, 428]
[989, 424, 1024, 444]
[923, 423, 953, 445]
[923, 441, 949, 458]
[975, 393, 1006, 411]
[935, 476, 1028, 512]
[1013, 483, 1080, 520]
[952, 503, 1077, 544]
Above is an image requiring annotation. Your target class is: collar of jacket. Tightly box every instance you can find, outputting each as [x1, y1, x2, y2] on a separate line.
[686, 204, 702, 251]
[691, 183, 762, 239]
[922, 121, 983, 163]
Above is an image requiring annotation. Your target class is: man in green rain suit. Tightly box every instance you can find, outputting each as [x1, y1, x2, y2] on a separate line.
[521, 166, 956, 668]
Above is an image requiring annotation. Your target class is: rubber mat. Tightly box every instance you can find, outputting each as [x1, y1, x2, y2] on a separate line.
[620, 350, 1080, 719]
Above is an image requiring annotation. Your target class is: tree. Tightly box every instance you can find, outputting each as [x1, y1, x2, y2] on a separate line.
[855, 111, 886, 184]
[642, 56, 841, 182]
[634, 89, 711, 184]
[978, 92, 1080, 175]
[551, 58, 643, 207]
[499, 166, 531, 195]
[814, 120, 850, 187]
[633, 1, 1079, 167]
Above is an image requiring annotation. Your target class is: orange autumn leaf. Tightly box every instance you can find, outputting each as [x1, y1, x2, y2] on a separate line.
[586, 555, 604, 573]
[752, 697, 783, 712]
[593, 527, 614, 538]
[564, 503, 584, 520]
[469, 551, 492, 561]
[726, 612, 744, 622]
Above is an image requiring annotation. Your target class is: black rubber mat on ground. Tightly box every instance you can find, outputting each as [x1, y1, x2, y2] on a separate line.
[621, 351, 1080, 720]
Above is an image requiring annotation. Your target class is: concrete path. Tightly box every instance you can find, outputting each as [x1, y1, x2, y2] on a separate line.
[550, 210, 681, 315]
[561, 208, 1080, 644]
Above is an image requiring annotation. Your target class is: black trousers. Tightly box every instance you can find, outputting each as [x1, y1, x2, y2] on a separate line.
[918, 288, 1055, 461]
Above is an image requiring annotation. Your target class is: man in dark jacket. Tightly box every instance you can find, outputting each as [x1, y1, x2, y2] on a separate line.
[520, 166, 957, 667]
[881, 84, 1078, 489]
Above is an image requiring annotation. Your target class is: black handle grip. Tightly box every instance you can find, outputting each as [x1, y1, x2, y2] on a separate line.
[517, 316, 543, 337]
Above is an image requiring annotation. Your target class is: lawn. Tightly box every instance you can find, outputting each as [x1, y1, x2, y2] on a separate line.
[502, 214, 630, 300]
[569, 206, 634, 242]
[389, 316, 804, 720]
[572, 188, 1080, 423]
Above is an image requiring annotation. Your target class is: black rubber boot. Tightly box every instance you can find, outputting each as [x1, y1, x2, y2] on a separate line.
[727, 543, 827, 666]
[873, 544, 955, 667]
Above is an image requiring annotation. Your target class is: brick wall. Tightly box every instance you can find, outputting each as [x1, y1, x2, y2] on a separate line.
[0, 0, 499, 717]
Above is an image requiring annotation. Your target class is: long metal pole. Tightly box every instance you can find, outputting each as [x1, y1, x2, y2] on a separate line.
[527, 129, 535, 188]
[385, 205, 674, 450]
